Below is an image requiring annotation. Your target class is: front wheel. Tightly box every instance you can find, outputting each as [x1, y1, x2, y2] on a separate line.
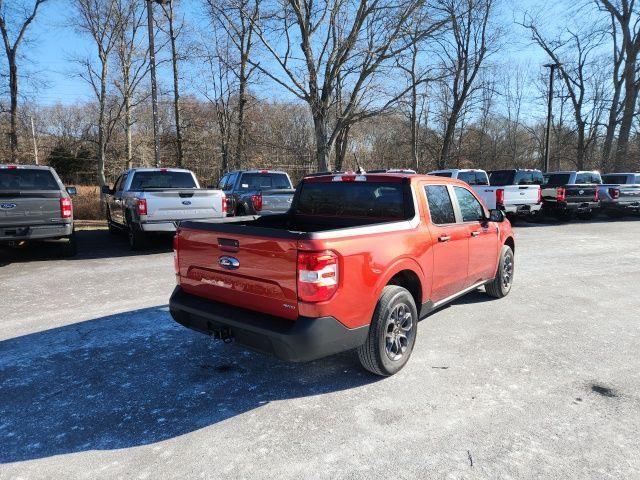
[357, 285, 418, 376]
[485, 245, 514, 299]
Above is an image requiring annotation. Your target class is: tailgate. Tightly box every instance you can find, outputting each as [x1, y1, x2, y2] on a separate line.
[0, 191, 62, 227]
[262, 189, 295, 212]
[503, 185, 540, 205]
[177, 227, 299, 320]
[144, 189, 224, 221]
[565, 185, 598, 203]
[618, 185, 640, 203]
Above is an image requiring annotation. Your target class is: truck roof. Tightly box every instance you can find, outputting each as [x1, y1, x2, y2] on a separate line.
[227, 169, 288, 174]
[428, 168, 487, 174]
[302, 171, 473, 188]
[125, 167, 194, 173]
[546, 170, 601, 175]
[0, 164, 53, 171]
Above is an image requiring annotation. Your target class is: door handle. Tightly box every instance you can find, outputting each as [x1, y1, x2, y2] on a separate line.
[438, 235, 451, 242]
[470, 231, 480, 237]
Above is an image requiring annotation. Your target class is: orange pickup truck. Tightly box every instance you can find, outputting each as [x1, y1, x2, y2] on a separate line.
[170, 172, 515, 376]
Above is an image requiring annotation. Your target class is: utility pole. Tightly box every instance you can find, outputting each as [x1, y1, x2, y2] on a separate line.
[543, 63, 559, 173]
[30, 116, 39, 165]
[146, 0, 164, 167]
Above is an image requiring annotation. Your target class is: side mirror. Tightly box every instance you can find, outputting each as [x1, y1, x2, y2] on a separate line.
[101, 185, 113, 195]
[66, 186, 77, 196]
[487, 208, 505, 223]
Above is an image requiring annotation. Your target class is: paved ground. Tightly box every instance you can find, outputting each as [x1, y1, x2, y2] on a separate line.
[1, 218, 640, 479]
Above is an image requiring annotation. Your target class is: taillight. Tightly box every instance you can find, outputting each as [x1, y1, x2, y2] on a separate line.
[7, 165, 18, 170]
[594, 187, 599, 201]
[137, 198, 148, 216]
[297, 251, 339, 302]
[496, 188, 504, 206]
[173, 232, 180, 279]
[221, 194, 227, 215]
[556, 187, 566, 202]
[60, 197, 72, 219]
[537, 187, 542, 204]
[251, 193, 263, 211]
[609, 188, 620, 199]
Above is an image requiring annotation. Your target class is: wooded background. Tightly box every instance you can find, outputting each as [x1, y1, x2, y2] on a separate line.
[2, 0, 640, 187]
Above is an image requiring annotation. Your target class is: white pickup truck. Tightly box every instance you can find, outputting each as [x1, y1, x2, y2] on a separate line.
[428, 168, 542, 219]
[102, 168, 226, 249]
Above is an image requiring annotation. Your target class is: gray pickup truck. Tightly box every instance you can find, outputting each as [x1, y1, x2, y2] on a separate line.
[542, 171, 602, 221]
[219, 170, 295, 216]
[0, 164, 76, 256]
[598, 173, 640, 218]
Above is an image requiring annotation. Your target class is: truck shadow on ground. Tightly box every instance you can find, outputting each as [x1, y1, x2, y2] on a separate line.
[0, 306, 379, 464]
[0, 229, 172, 266]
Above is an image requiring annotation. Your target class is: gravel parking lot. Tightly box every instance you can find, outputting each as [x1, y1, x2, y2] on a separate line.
[1, 219, 640, 479]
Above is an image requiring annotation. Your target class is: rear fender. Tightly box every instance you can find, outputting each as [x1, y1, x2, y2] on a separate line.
[373, 257, 427, 309]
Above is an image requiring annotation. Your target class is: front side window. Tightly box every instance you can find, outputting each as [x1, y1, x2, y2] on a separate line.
[116, 174, 128, 192]
[454, 186, 484, 223]
[425, 185, 456, 225]
[218, 174, 228, 189]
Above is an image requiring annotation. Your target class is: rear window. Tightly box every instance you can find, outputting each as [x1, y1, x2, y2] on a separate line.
[0, 169, 59, 191]
[458, 171, 489, 186]
[429, 172, 453, 178]
[238, 173, 292, 191]
[489, 170, 516, 186]
[514, 171, 544, 185]
[544, 174, 571, 187]
[602, 174, 629, 184]
[295, 182, 409, 219]
[575, 172, 602, 184]
[129, 171, 197, 190]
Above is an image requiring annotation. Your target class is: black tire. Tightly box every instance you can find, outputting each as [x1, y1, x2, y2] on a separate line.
[485, 245, 514, 299]
[606, 210, 624, 219]
[555, 210, 572, 222]
[60, 232, 77, 257]
[576, 210, 593, 221]
[357, 285, 418, 376]
[236, 205, 247, 216]
[128, 223, 147, 251]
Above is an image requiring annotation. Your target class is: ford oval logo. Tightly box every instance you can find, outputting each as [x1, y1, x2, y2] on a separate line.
[182, 200, 192, 205]
[0, 203, 16, 210]
[218, 256, 240, 270]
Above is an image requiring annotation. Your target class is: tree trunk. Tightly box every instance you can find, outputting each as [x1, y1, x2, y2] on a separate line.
[334, 124, 350, 171]
[614, 52, 639, 171]
[8, 52, 18, 161]
[440, 106, 460, 169]
[168, 0, 183, 167]
[410, 78, 418, 171]
[576, 121, 585, 170]
[97, 55, 108, 189]
[125, 94, 133, 169]
[313, 116, 330, 172]
[236, 54, 247, 170]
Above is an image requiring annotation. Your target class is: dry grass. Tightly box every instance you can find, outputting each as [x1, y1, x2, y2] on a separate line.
[73, 185, 103, 220]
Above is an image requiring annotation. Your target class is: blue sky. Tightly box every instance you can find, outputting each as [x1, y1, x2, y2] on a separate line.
[15, 0, 563, 112]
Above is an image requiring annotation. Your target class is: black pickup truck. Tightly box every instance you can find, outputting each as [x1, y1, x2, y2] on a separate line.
[218, 170, 296, 216]
[541, 171, 601, 221]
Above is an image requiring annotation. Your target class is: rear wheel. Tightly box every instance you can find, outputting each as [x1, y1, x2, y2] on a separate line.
[357, 285, 418, 376]
[128, 222, 147, 250]
[60, 231, 77, 257]
[606, 210, 624, 219]
[236, 205, 246, 216]
[576, 210, 593, 220]
[485, 245, 514, 299]
[555, 210, 572, 222]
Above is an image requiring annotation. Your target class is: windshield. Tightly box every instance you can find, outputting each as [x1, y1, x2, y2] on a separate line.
[0, 169, 59, 191]
[238, 173, 292, 191]
[489, 170, 516, 186]
[602, 174, 629, 185]
[295, 182, 409, 219]
[129, 171, 197, 190]
[544, 174, 571, 187]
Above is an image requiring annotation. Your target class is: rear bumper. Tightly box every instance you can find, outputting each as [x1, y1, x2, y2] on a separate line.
[544, 201, 599, 212]
[169, 286, 369, 362]
[601, 200, 640, 212]
[503, 204, 542, 215]
[0, 222, 72, 242]
[140, 218, 221, 232]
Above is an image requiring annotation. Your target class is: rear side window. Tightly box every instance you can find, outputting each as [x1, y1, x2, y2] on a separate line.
[295, 182, 408, 219]
[454, 187, 484, 222]
[0, 169, 59, 191]
[544, 174, 571, 187]
[129, 171, 197, 190]
[425, 185, 456, 225]
[238, 173, 292, 191]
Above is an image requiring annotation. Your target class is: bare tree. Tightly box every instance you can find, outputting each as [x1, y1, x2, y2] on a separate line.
[251, 0, 440, 171]
[0, 0, 48, 161]
[206, 0, 261, 170]
[159, 0, 184, 166]
[114, 0, 150, 169]
[522, 17, 605, 169]
[436, 0, 498, 169]
[73, 0, 124, 187]
[596, 0, 640, 170]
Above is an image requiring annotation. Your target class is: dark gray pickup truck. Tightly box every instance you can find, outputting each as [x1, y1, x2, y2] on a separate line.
[542, 171, 601, 221]
[218, 170, 295, 216]
[0, 165, 76, 255]
[598, 173, 640, 218]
